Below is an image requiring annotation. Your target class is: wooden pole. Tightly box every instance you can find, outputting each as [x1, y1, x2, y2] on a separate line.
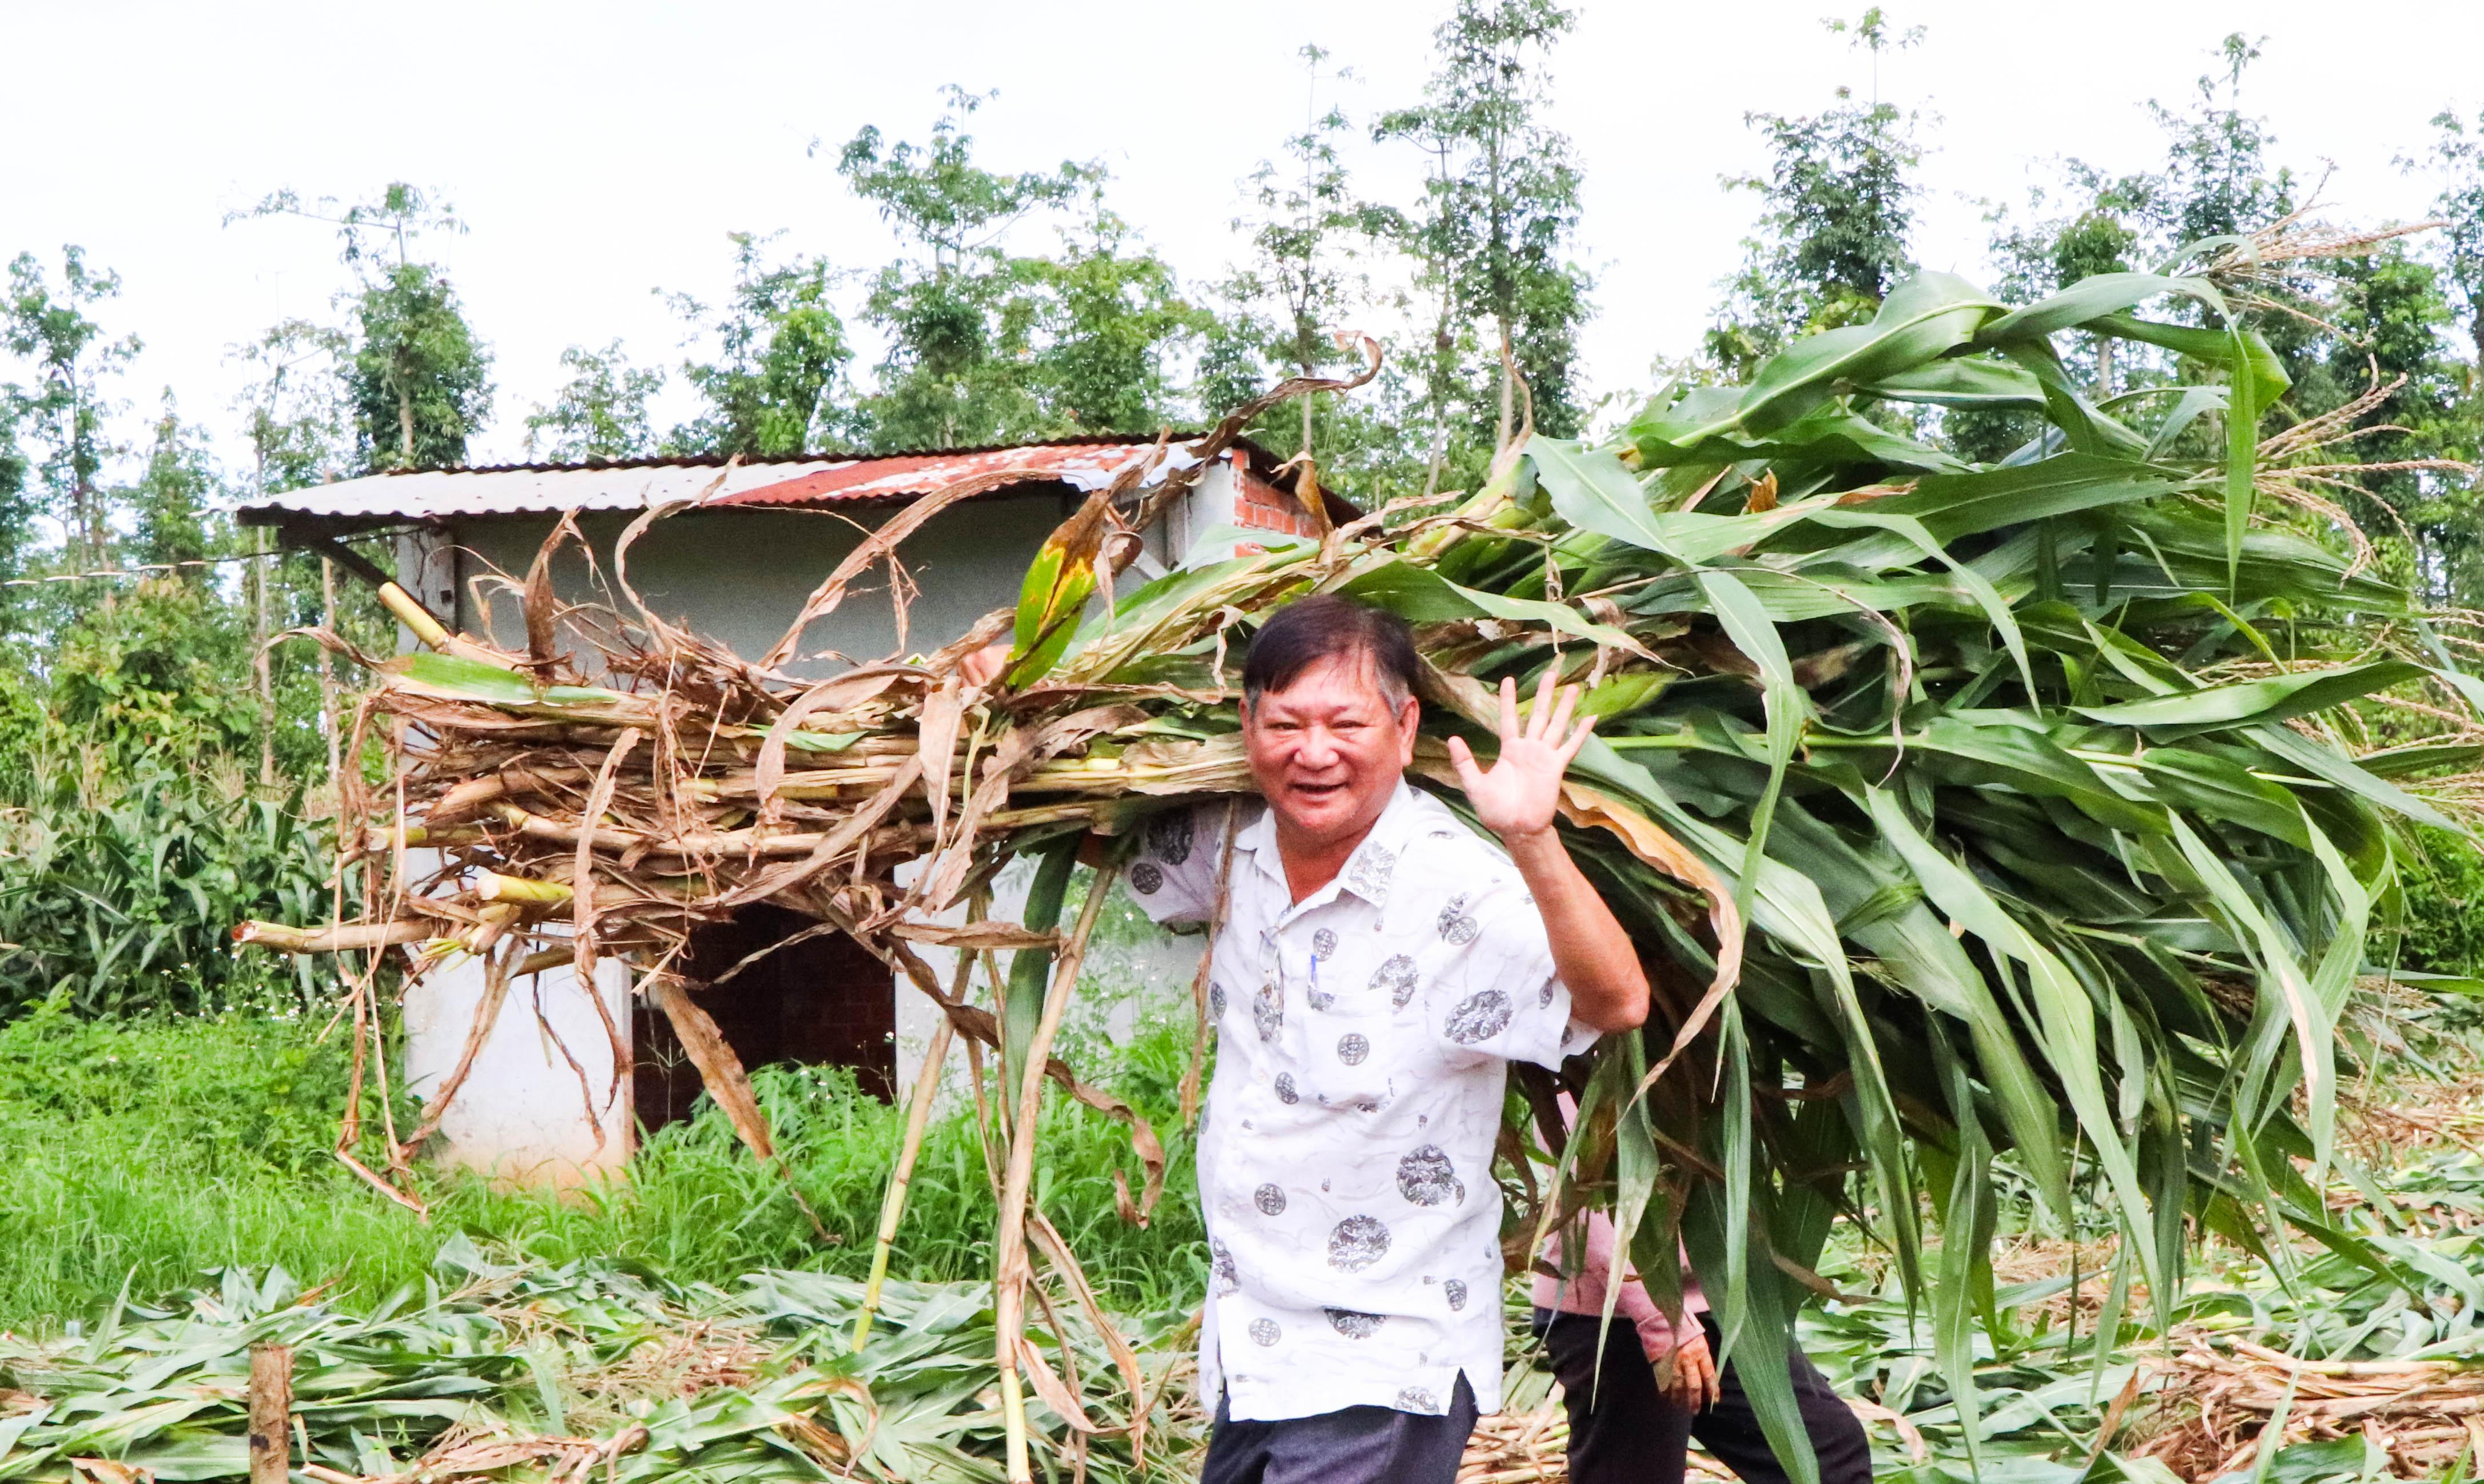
[320, 557, 341, 787]
[254, 526, 276, 788]
[247, 1342, 292, 1484]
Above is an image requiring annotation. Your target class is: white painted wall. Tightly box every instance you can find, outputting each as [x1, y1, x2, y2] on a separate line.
[401, 956, 634, 1182]
[433, 485, 1183, 674]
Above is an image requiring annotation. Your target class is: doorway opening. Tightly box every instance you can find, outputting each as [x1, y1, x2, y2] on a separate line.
[632, 903, 897, 1134]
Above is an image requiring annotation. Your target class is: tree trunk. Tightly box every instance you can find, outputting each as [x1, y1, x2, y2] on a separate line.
[396, 361, 416, 468]
[255, 526, 275, 787]
[2096, 334, 2116, 400]
[1488, 123, 1514, 457]
[1420, 316, 1454, 500]
[76, 477, 99, 570]
[1495, 318, 1516, 456]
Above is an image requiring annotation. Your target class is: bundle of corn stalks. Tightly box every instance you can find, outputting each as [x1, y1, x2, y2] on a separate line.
[243, 220, 2484, 1475]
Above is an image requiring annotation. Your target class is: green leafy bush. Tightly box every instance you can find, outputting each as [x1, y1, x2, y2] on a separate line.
[0, 579, 346, 1016]
[2391, 825, 2484, 978]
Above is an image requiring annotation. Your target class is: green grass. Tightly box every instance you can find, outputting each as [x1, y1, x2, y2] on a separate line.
[0, 1006, 1203, 1333]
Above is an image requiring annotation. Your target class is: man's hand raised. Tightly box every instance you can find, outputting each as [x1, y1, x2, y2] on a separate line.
[1444, 669, 1595, 843]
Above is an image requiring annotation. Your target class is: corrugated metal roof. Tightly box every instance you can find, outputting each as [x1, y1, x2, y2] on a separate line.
[235, 434, 1278, 526]
[236, 457, 845, 522]
[708, 441, 1160, 509]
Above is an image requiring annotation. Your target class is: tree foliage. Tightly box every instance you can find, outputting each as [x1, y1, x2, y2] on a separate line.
[525, 341, 663, 462]
[3, 247, 137, 572]
[832, 89, 1204, 451]
[1708, 11, 1923, 378]
[664, 237, 848, 457]
[346, 262, 493, 472]
[1211, 49, 1373, 460]
[234, 183, 493, 473]
[1377, 0, 1591, 448]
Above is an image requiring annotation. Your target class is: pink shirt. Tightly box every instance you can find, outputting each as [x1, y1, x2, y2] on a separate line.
[1531, 1095, 1705, 1362]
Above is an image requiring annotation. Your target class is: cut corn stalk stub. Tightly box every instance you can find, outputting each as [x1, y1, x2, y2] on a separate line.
[236, 220, 2483, 1479]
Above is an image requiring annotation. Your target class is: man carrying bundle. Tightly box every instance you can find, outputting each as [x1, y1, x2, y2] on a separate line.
[978, 594, 1649, 1483]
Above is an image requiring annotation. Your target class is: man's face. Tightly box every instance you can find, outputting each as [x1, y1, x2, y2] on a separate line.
[1242, 652, 1419, 849]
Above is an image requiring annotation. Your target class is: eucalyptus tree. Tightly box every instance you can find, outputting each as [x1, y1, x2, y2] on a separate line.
[663, 235, 848, 457]
[525, 341, 663, 461]
[837, 87, 1086, 449]
[1708, 10, 1923, 378]
[2418, 105, 2484, 366]
[1377, 0, 1591, 452]
[1024, 203, 1209, 437]
[2145, 34, 2295, 250]
[0, 416, 24, 617]
[232, 318, 350, 497]
[2, 246, 137, 573]
[230, 316, 349, 782]
[128, 394, 219, 577]
[2314, 248, 2472, 601]
[838, 88, 1201, 449]
[1216, 46, 1372, 457]
[232, 183, 494, 472]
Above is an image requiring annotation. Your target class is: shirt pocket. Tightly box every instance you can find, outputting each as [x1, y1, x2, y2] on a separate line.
[1292, 954, 1408, 1111]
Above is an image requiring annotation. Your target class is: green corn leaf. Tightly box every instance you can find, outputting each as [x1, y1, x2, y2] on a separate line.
[1702, 273, 2005, 440]
[1976, 270, 2227, 345]
[1852, 354, 2047, 409]
[1684, 1182, 1820, 1484]
[1331, 553, 1641, 651]
[1699, 569, 1810, 919]
[1927, 1024, 1991, 1476]
[384, 652, 543, 704]
[2074, 660, 2425, 737]
[1868, 788, 2165, 1300]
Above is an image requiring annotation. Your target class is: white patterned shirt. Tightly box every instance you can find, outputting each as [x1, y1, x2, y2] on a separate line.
[1127, 780, 1597, 1422]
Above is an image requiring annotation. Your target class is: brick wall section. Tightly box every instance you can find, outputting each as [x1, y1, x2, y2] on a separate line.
[1232, 460, 1322, 541]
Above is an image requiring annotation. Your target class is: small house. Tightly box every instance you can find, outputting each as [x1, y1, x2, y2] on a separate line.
[242, 434, 1332, 1182]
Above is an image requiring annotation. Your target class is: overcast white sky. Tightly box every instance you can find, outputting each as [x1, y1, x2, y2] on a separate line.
[6, 0, 2482, 475]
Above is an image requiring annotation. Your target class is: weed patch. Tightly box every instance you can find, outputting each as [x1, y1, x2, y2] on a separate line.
[0, 1010, 1201, 1332]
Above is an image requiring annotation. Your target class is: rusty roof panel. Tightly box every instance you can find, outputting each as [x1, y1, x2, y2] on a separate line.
[711, 442, 1158, 508]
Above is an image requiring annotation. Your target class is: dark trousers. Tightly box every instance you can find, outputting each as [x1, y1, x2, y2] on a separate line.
[1534, 1310, 1872, 1484]
[1200, 1373, 1479, 1484]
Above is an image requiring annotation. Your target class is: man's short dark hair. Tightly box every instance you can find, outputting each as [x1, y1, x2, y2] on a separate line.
[1241, 595, 1420, 709]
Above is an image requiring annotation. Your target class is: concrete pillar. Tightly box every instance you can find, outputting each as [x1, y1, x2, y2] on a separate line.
[401, 951, 635, 1185]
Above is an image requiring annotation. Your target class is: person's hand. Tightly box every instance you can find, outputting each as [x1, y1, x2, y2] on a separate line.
[1659, 1327, 1721, 1411]
[1444, 669, 1595, 842]
[959, 641, 1013, 689]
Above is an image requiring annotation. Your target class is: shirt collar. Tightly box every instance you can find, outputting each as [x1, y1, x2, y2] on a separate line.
[1237, 777, 1423, 909]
